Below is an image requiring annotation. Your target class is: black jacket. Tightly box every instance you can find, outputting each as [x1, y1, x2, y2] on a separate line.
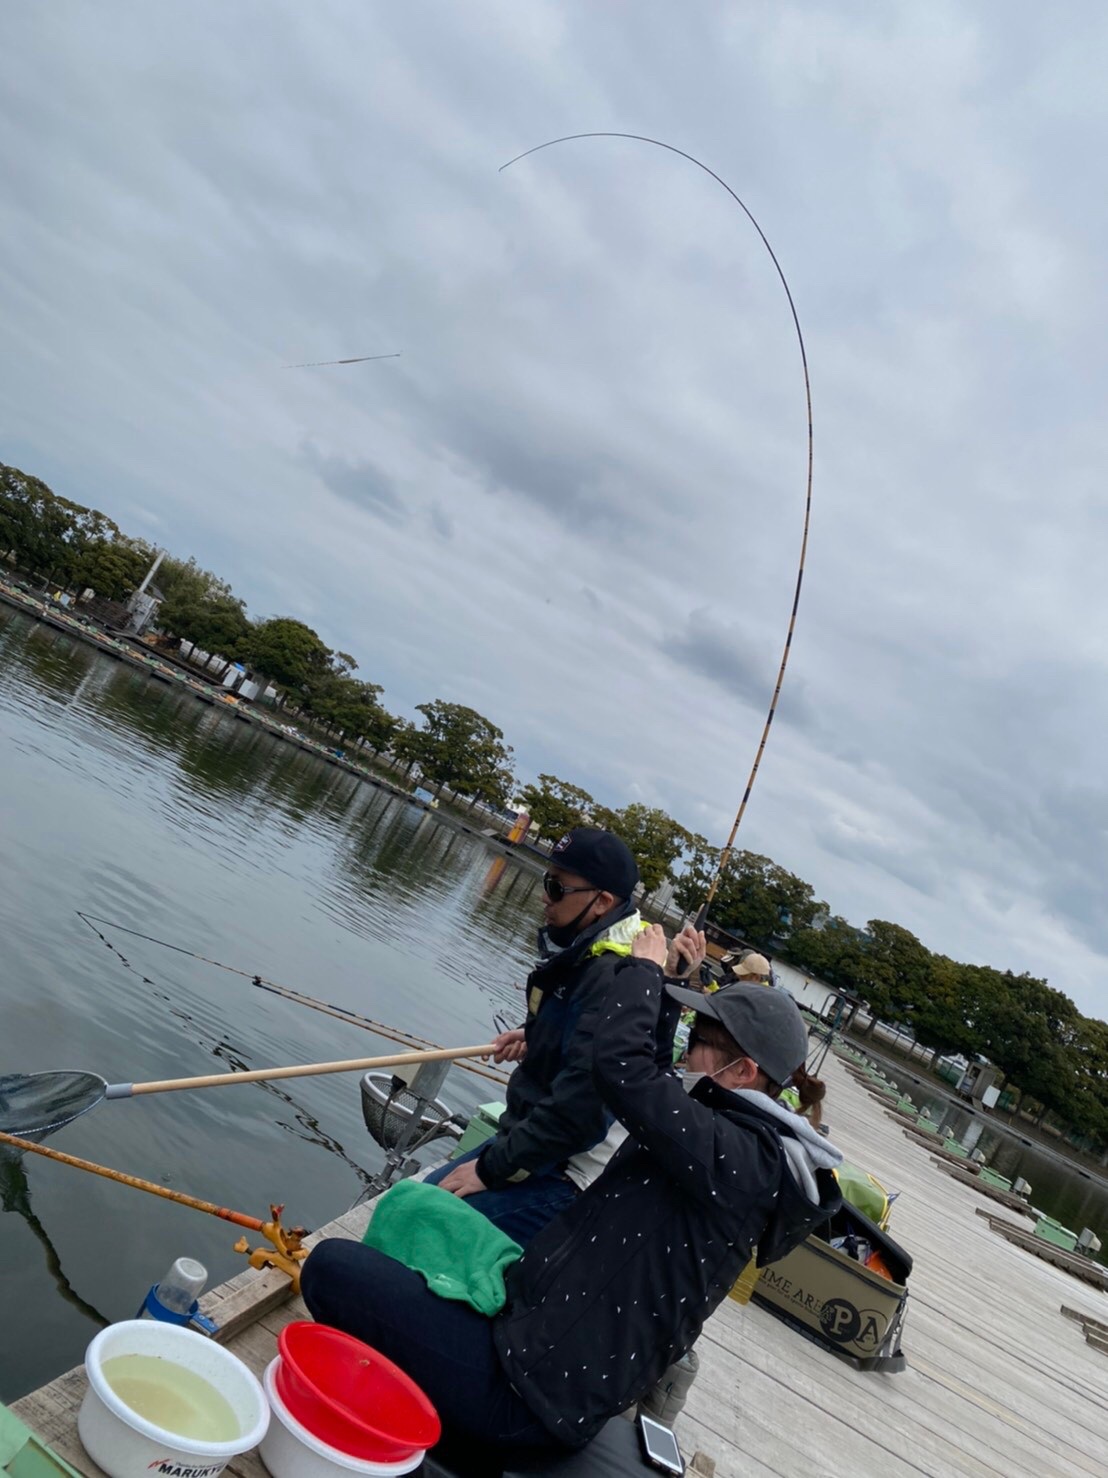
[492, 957, 841, 1447]
[476, 902, 640, 1190]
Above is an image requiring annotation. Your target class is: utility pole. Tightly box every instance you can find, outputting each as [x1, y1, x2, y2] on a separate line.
[133, 548, 166, 599]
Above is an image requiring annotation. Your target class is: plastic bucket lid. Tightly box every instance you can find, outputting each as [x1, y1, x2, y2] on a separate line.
[276, 1323, 440, 1462]
[262, 1359, 424, 1476]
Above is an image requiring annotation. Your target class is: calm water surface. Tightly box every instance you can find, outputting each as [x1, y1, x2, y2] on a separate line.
[0, 604, 539, 1399]
[867, 1056, 1108, 1265]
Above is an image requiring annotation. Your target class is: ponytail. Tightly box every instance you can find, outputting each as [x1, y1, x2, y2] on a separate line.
[790, 1064, 827, 1129]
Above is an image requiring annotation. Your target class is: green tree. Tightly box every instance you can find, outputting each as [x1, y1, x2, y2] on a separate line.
[785, 915, 871, 991]
[1067, 1017, 1108, 1147]
[679, 849, 824, 946]
[975, 972, 1082, 1123]
[401, 700, 515, 807]
[592, 802, 690, 895]
[908, 953, 978, 1058]
[0, 463, 134, 587]
[156, 557, 250, 656]
[304, 672, 398, 751]
[0, 463, 75, 575]
[855, 919, 932, 1024]
[390, 721, 426, 774]
[244, 617, 333, 702]
[672, 834, 721, 915]
[518, 774, 594, 839]
[71, 538, 151, 601]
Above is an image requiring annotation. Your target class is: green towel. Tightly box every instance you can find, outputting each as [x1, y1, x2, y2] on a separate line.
[362, 1179, 522, 1316]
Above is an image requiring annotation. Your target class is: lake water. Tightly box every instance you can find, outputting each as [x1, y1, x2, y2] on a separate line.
[0, 602, 539, 1401]
[856, 1053, 1108, 1264]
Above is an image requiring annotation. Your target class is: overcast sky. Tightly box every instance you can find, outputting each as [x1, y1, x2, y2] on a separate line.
[3, 2, 1107, 1018]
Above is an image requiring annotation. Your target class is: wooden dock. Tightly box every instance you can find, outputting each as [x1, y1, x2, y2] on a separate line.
[974, 1209, 1108, 1294]
[929, 1161, 1037, 1219]
[13, 1051, 1108, 1476]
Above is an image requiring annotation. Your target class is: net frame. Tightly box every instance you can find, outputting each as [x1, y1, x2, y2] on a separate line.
[0, 1071, 107, 1140]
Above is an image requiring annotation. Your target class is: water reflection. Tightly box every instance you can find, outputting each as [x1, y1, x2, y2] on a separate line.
[874, 1059, 1108, 1263]
[0, 602, 546, 1397]
[0, 1150, 108, 1330]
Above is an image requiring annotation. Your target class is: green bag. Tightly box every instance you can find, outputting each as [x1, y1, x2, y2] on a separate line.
[835, 1161, 892, 1230]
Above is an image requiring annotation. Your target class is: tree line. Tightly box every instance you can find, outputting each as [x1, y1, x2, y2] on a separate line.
[3, 461, 1105, 1149]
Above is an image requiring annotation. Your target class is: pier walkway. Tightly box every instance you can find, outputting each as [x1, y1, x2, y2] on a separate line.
[13, 1051, 1108, 1476]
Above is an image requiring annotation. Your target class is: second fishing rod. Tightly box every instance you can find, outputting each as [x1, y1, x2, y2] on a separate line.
[77, 911, 513, 1088]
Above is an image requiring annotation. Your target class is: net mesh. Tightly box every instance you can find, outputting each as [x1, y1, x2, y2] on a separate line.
[0, 1072, 106, 1139]
[359, 1072, 452, 1151]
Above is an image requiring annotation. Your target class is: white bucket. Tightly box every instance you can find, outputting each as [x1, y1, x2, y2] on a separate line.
[259, 1358, 425, 1478]
[78, 1320, 269, 1478]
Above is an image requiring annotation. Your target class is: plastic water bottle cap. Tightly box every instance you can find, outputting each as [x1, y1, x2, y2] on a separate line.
[156, 1257, 208, 1315]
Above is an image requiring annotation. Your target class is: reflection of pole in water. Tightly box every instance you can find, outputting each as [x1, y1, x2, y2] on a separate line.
[0, 1149, 108, 1330]
[960, 1114, 985, 1153]
[481, 856, 508, 895]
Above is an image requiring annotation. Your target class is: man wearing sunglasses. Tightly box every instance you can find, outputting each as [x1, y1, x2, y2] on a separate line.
[427, 826, 703, 1243]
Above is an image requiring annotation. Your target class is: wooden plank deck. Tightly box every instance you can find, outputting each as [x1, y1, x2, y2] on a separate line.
[12, 1051, 1108, 1477]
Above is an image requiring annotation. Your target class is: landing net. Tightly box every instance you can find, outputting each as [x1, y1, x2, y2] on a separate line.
[0, 1072, 107, 1140]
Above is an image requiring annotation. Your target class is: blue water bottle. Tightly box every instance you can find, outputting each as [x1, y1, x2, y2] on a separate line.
[138, 1256, 219, 1335]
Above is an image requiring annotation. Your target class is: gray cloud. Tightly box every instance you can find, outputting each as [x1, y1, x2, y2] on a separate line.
[660, 607, 816, 729]
[428, 503, 454, 540]
[303, 447, 410, 528]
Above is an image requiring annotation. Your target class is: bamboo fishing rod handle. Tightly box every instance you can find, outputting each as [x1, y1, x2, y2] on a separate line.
[128, 1042, 500, 1096]
[0, 1131, 265, 1230]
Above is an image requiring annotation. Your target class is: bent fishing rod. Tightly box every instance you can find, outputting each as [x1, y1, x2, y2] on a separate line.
[501, 135, 814, 927]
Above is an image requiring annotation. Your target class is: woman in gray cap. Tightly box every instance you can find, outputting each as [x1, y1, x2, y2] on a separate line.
[303, 923, 841, 1458]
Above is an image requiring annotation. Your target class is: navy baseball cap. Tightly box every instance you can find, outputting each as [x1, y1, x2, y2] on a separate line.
[548, 827, 639, 898]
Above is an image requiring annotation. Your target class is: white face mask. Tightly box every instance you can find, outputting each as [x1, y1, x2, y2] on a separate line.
[683, 1057, 744, 1093]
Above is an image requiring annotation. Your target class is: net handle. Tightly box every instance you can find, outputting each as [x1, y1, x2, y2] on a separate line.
[108, 1043, 499, 1098]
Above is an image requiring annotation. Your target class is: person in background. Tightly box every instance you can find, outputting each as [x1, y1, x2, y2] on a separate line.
[426, 827, 704, 1244]
[719, 948, 772, 985]
[302, 926, 842, 1457]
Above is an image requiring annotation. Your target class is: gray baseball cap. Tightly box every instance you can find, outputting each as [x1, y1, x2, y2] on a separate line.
[665, 980, 808, 1085]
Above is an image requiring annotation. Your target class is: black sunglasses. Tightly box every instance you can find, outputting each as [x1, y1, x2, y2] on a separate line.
[542, 874, 599, 903]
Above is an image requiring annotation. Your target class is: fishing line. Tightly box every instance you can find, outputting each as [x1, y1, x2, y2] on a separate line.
[75, 913, 376, 1183]
[281, 352, 402, 368]
[76, 912, 511, 1087]
[501, 134, 814, 923]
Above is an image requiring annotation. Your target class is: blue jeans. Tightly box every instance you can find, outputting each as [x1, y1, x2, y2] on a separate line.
[300, 1239, 556, 1454]
[424, 1143, 579, 1246]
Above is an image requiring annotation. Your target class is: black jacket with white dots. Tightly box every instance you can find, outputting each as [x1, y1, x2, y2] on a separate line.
[491, 956, 841, 1448]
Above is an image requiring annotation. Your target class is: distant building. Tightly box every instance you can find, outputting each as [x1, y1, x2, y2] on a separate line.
[124, 584, 163, 635]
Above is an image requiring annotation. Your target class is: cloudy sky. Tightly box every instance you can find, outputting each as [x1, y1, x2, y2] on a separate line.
[3, 2, 1107, 1017]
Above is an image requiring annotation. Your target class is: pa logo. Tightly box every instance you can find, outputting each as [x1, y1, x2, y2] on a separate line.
[819, 1298, 862, 1344]
[819, 1298, 883, 1349]
[552, 834, 571, 854]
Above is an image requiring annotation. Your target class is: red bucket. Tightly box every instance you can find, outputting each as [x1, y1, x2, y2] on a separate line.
[276, 1323, 441, 1463]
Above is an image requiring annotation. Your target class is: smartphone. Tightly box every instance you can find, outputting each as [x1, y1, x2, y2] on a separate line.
[638, 1413, 685, 1475]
